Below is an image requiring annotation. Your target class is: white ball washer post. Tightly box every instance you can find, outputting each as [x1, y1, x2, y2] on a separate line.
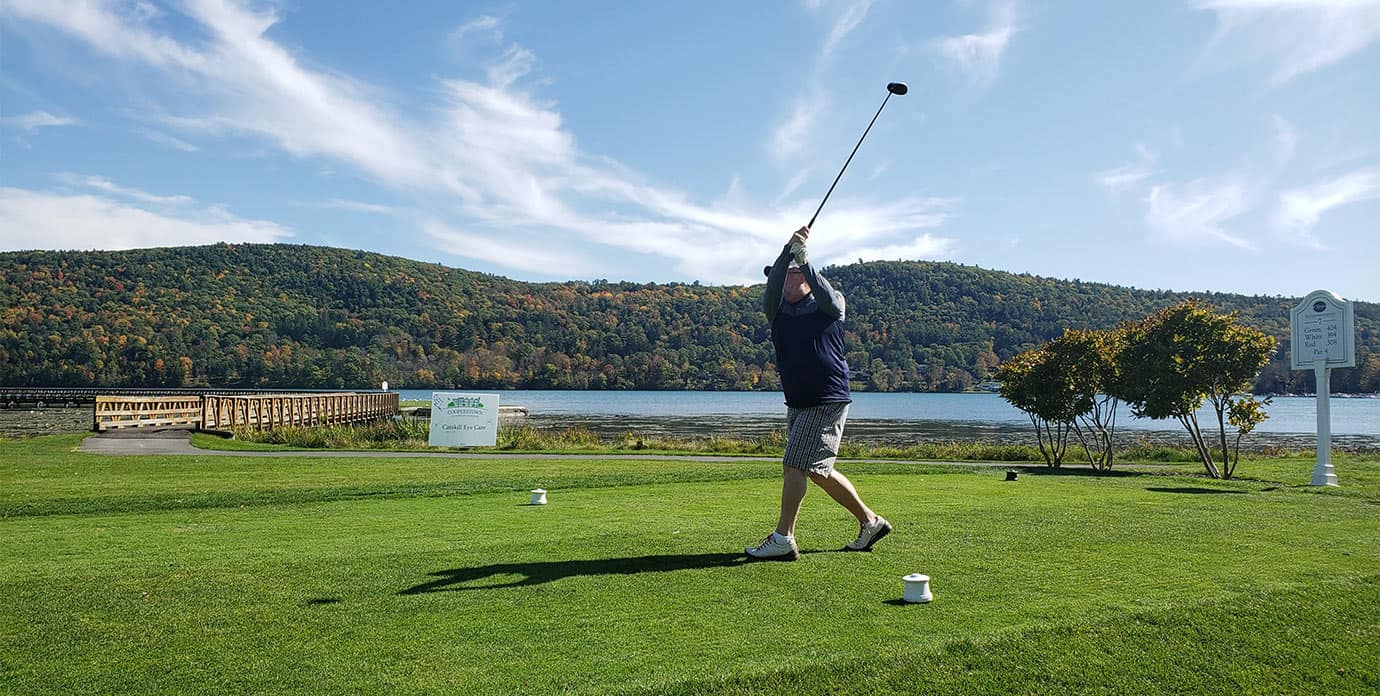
[902, 573, 933, 603]
[529, 489, 548, 505]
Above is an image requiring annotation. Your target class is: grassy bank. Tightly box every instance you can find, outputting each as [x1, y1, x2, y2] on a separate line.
[2, 434, 1378, 693]
[214, 418, 1311, 467]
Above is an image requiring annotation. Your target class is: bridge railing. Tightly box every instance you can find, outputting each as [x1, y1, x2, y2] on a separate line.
[201, 393, 399, 432]
[93, 395, 205, 431]
[90, 392, 399, 432]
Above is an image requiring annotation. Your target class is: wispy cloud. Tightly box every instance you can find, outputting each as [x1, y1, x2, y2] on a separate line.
[421, 219, 594, 276]
[0, 187, 291, 251]
[769, 91, 823, 162]
[55, 173, 195, 206]
[934, 1, 1021, 89]
[451, 14, 504, 44]
[1097, 144, 1158, 193]
[820, 0, 875, 59]
[2, 3, 955, 283]
[1272, 167, 1380, 248]
[1104, 124, 1311, 252]
[0, 110, 75, 130]
[838, 233, 958, 265]
[1144, 176, 1256, 249]
[138, 128, 199, 152]
[487, 45, 537, 88]
[766, 2, 876, 162]
[305, 198, 401, 216]
[1191, 0, 1380, 85]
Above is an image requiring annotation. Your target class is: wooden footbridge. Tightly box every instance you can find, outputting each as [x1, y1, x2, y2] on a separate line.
[0, 388, 398, 432]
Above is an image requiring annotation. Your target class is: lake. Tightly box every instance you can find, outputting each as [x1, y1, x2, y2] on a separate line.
[398, 390, 1380, 450]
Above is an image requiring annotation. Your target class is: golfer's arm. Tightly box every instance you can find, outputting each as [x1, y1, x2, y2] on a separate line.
[801, 264, 845, 320]
[762, 246, 792, 320]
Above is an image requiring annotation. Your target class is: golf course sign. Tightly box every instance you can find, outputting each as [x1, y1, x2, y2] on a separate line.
[429, 392, 500, 447]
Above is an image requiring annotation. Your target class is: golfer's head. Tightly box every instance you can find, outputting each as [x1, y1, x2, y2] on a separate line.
[762, 261, 803, 273]
[782, 264, 810, 302]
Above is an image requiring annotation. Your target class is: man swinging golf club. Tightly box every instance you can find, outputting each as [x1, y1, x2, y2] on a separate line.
[746, 226, 890, 560]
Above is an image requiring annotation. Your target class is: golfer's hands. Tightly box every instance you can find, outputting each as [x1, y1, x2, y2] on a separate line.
[789, 226, 809, 266]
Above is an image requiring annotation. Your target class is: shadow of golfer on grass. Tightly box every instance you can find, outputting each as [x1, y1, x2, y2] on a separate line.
[399, 552, 749, 594]
[1144, 486, 1249, 495]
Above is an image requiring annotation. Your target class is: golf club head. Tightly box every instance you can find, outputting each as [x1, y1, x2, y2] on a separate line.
[887, 82, 908, 95]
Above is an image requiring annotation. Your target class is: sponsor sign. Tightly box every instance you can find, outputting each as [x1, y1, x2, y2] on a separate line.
[428, 392, 499, 447]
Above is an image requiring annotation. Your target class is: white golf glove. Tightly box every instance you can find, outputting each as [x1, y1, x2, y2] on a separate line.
[790, 239, 809, 266]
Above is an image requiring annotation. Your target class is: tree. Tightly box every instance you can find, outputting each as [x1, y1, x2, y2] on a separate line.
[998, 347, 1077, 467]
[1047, 326, 1126, 471]
[1110, 301, 1275, 479]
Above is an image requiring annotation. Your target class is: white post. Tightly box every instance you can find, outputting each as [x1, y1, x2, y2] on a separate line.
[1310, 360, 1337, 486]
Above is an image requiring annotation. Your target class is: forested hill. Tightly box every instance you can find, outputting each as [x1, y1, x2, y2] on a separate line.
[3, 244, 1377, 393]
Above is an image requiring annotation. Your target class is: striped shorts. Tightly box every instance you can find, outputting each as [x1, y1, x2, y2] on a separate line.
[784, 402, 850, 476]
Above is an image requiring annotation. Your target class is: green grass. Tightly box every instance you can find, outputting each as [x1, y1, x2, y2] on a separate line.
[3, 434, 1378, 694]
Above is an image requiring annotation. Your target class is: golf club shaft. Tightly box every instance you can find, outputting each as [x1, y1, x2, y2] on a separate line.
[807, 90, 896, 230]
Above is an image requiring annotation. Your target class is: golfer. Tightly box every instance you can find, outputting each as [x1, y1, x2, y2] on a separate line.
[746, 226, 890, 561]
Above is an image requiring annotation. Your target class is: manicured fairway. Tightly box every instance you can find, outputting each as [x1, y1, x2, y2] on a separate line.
[2, 436, 1377, 694]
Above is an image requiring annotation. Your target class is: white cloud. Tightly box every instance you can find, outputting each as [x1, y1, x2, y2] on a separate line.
[1143, 176, 1256, 249]
[766, 1, 876, 162]
[820, 0, 875, 59]
[1, 110, 75, 130]
[1272, 167, 1380, 248]
[934, 1, 1021, 89]
[0, 0, 206, 70]
[0, 187, 291, 251]
[421, 220, 593, 276]
[488, 45, 536, 88]
[1097, 166, 1154, 193]
[138, 128, 199, 151]
[1097, 143, 1157, 193]
[834, 234, 958, 265]
[1192, 0, 1380, 85]
[2, 1, 956, 284]
[451, 14, 504, 44]
[55, 174, 196, 206]
[769, 95, 823, 161]
[308, 199, 400, 216]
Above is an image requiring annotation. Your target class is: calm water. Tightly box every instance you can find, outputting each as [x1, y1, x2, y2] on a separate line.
[399, 389, 1380, 449]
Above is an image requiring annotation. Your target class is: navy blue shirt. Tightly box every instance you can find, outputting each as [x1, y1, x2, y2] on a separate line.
[764, 248, 851, 408]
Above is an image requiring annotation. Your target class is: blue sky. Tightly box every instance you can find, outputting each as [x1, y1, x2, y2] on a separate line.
[2, 1, 1378, 300]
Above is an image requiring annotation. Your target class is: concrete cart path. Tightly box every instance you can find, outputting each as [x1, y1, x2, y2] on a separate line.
[78, 430, 1058, 468]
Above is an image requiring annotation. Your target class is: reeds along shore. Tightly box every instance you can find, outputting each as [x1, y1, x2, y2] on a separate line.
[226, 420, 1327, 464]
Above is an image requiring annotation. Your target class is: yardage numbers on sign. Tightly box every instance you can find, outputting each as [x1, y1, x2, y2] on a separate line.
[1290, 290, 1356, 370]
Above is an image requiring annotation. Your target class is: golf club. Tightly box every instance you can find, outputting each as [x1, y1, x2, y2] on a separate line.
[806, 81, 908, 230]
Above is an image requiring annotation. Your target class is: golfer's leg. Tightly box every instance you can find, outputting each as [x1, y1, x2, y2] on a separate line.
[775, 466, 809, 537]
[810, 470, 875, 525]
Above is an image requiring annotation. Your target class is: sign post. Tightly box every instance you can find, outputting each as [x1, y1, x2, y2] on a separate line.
[1290, 291, 1355, 487]
[428, 392, 500, 447]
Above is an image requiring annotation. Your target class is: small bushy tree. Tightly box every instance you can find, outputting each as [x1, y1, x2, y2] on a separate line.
[1109, 301, 1275, 479]
[998, 347, 1078, 467]
[1047, 327, 1126, 471]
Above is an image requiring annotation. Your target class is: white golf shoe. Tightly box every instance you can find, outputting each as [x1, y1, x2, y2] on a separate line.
[746, 532, 799, 561]
[845, 516, 891, 551]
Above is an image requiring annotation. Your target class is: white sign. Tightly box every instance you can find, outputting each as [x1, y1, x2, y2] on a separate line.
[1290, 290, 1355, 370]
[428, 392, 499, 447]
[1289, 290, 1353, 487]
